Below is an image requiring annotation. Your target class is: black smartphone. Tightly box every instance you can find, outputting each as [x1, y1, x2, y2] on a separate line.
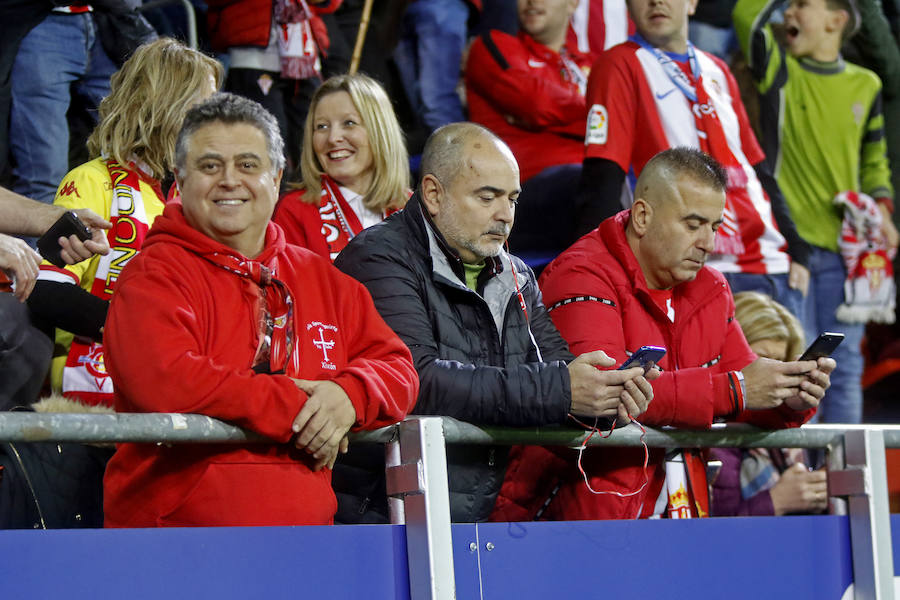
[798, 332, 845, 361]
[37, 211, 92, 268]
[619, 345, 666, 373]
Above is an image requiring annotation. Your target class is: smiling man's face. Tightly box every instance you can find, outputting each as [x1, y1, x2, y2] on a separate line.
[176, 120, 282, 258]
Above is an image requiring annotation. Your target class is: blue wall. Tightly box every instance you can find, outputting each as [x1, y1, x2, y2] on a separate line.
[0, 516, 858, 599]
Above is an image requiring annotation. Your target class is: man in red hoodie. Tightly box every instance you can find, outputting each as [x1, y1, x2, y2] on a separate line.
[493, 147, 834, 521]
[102, 93, 418, 527]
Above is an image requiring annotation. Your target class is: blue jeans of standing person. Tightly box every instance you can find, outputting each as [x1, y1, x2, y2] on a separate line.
[724, 271, 805, 327]
[394, 0, 468, 133]
[10, 12, 117, 204]
[801, 246, 864, 424]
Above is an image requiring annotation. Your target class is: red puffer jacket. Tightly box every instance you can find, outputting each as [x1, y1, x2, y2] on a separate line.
[465, 30, 592, 181]
[206, 0, 341, 54]
[491, 211, 814, 521]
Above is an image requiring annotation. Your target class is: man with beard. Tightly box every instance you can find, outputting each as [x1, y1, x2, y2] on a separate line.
[332, 122, 655, 523]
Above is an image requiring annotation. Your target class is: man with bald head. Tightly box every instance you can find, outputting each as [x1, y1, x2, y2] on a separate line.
[333, 122, 655, 523]
[495, 147, 835, 521]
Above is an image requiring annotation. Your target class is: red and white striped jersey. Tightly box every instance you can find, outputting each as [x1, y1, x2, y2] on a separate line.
[584, 41, 790, 275]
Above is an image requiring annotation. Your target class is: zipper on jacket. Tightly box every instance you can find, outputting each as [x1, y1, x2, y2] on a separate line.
[7, 442, 47, 529]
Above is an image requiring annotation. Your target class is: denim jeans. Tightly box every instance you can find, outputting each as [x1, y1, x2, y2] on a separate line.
[394, 0, 468, 132]
[801, 247, 864, 424]
[724, 271, 805, 326]
[10, 13, 117, 204]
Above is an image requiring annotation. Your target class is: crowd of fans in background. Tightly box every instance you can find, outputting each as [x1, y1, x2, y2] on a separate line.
[0, 0, 898, 528]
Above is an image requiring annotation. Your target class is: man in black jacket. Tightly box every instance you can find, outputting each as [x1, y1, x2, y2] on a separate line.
[333, 122, 655, 523]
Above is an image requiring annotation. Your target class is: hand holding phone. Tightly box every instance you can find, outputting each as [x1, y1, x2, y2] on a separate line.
[798, 332, 844, 361]
[619, 345, 666, 373]
[37, 211, 92, 268]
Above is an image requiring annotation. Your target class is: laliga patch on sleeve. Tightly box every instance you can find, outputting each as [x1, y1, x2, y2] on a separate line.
[585, 104, 608, 145]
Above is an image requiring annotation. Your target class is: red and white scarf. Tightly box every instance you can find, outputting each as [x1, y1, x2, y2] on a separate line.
[274, 0, 321, 80]
[632, 36, 756, 257]
[199, 251, 298, 375]
[62, 160, 158, 406]
[318, 176, 397, 261]
[834, 191, 896, 324]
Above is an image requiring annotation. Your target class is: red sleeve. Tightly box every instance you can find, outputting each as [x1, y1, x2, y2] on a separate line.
[465, 31, 587, 129]
[541, 253, 759, 428]
[273, 191, 330, 259]
[325, 268, 419, 430]
[541, 261, 716, 429]
[584, 47, 638, 169]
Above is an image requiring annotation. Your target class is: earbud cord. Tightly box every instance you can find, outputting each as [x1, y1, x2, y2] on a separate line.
[505, 245, 543, 362]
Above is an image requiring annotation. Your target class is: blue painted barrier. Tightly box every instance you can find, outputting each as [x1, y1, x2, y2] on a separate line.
[0, 516, 858, 599]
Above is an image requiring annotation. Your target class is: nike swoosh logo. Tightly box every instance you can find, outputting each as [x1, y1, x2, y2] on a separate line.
[527, 58, 546, 68]
[656, 88, 676, 100]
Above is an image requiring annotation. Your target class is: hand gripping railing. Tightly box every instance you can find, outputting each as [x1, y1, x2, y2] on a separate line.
[0, 413, 896, 600]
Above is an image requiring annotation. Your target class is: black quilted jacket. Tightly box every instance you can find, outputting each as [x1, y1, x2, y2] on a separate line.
[332, 195, 573, 523]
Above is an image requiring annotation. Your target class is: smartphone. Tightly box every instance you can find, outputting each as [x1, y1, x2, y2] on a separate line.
[37, 211, 92, 268]
[798, 332, 845, 361]
[619, 345, 666, 373]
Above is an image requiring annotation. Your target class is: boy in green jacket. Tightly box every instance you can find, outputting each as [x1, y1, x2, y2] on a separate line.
[733, 0, 899, 423]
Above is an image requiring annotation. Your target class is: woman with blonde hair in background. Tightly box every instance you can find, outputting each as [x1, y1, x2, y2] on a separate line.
[27, 37, 223, 408]
[274, 73, 410, 261]
[710, 291, 829, 516]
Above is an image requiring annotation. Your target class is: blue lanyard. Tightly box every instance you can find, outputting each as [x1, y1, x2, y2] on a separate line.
[629, 33, 701, 102]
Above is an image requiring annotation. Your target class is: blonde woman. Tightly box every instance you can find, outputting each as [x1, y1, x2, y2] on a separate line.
[274, 73, 410, 261]
[28, 38, 222, 407]
[710, 291, 829, 516]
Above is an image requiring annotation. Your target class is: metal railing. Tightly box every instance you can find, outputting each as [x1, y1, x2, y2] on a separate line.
[0, 413, 896, 600]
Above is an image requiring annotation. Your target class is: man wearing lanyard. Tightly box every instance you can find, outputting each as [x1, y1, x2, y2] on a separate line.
[574, 0, 811, 323]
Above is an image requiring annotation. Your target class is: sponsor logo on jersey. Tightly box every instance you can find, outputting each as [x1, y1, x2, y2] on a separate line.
[59, 181, 80, 198]
[655, 88, 676, 100]
[585, 104, 608, 145]
[527, 58, 546, 68]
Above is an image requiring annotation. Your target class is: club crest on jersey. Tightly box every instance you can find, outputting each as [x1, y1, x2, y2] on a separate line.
[668, 482, 692, 519]
[585, 104, 608, 145]
[78, 346, 109, 379]
[307, 321, 338, 370]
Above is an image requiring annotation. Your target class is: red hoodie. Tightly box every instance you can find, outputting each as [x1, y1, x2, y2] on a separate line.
[103, 204, 418, 527]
